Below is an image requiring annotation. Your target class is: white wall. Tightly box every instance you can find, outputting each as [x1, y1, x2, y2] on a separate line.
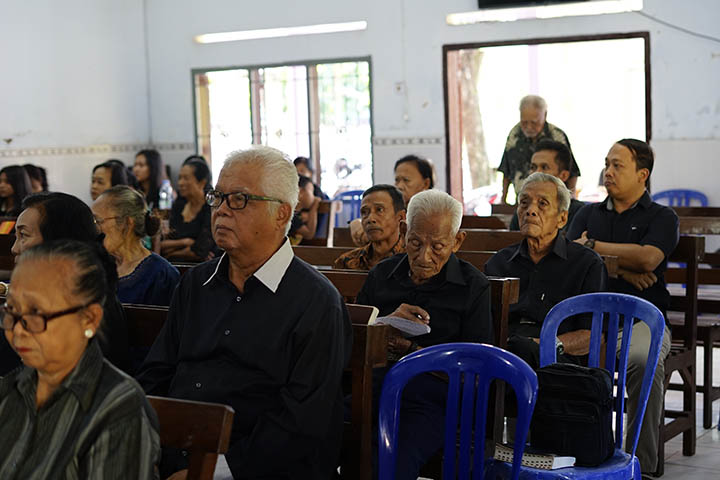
[0, 0, 150, 203]
[2, 0, 718, 203]
[144, 0, 720, 200]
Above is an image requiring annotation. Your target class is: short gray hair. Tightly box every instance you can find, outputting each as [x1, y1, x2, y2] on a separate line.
[407, 190, 463, 234]
[519, 172, 571, 212]
[519, 95, 547, 113]
[221, 146, 299, 233]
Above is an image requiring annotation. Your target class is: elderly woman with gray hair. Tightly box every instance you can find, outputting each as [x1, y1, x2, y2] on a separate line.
[92, 185, 179, 306]
[357, 188, 493, 480]
[0, 240, 160, 478]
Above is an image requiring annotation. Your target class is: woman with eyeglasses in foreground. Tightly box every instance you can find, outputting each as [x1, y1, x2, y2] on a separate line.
[0, 240, 160, 479]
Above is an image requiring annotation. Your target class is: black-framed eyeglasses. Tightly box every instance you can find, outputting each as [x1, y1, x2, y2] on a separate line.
[1, 301, 96, 334]
[206, 190, 284, 210]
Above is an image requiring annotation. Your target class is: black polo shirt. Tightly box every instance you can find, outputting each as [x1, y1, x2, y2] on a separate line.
[566, 191, 679, 317]
[357, 253, 493, 346]
[136, 245, 352, 479]
[484, 234, 607, 338]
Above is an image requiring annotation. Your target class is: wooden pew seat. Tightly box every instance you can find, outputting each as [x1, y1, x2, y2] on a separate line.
[148, 396, 234, 480]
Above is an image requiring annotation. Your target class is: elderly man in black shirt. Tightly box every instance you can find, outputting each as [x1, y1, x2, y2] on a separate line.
[357, 189, 492, 480]
[486, 172, 607, 369]
[137, 146, 352, 479]
[567, 139, 677, 476]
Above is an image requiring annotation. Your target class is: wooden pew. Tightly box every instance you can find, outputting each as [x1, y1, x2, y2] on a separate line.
[148, 396, 234, 480]
[122, 301, 389, 480]
[673, 207, 720, 217]
[491, 204, 516, 215]
[658, 235, 704, 475]
[460, 229, 524, 251]
[679, 216, 720, 235]
[460, 215, 507, 230]
[333, 227, 355, 248]
[293, 246, 353, 267]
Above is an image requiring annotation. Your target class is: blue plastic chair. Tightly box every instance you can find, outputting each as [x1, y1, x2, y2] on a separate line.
[652, 189, 708, 207]
[490, 293, 665, 479]
[378, 343, 538, 480]
[332, 189, 364, 226]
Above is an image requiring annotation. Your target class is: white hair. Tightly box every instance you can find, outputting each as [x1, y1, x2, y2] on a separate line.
[406, 190, 463, 234]
[519, 94, 547, 113]
[221, 146, 299, 233]
[519, 172, 571, 212]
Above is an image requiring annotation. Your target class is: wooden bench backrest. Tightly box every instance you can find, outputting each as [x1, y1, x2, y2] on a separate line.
[673, 207, 720, 217]
[147, 396, 234, 480]
[459, 229, 524, 251]
[293, 246, 353, 266]
[123, 303, 169, 349]
[491, 204, 516, 215]
[333, 227, 354, 248]
[0, 234, 15, 271]
[460, 215, 507, 230]
[666, 235, 704, 349]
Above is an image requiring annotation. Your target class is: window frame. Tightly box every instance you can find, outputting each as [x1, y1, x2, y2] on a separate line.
[191, 56, 375, 190]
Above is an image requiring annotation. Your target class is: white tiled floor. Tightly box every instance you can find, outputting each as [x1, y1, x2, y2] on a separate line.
[661, 346, 720, 479]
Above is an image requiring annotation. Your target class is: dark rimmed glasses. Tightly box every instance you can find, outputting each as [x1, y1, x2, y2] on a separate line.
[206, 190, 284, 210]
[1, 301, 96, 334]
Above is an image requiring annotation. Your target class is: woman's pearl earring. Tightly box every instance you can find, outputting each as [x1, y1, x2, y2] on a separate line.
[84, 329, 94, 339]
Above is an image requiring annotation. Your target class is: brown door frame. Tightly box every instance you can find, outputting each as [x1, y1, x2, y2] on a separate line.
[442, 31, 651, 199]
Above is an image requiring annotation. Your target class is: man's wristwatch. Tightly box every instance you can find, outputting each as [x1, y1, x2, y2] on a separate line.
[584, 238, 596, 250]
[555, 337, 565, 356]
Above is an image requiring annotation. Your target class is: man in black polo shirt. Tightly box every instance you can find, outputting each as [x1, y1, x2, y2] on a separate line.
[137, 146, 352, 479]
[567, 139, 677, 475]
[357, 189, 492, 480]
[486, 172, 607, 369]
[508, 140, 585, 233]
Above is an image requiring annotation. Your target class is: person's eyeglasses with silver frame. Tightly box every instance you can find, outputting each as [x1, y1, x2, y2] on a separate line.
[206, 190, 284, 210]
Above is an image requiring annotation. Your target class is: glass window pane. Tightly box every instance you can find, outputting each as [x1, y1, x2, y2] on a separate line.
[316, 61, 372, 198]
[256, 65, 310, 159]
[204, 69, 252, 184]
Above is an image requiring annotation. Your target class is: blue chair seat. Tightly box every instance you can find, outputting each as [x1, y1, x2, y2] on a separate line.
[487, 450, 640, 479]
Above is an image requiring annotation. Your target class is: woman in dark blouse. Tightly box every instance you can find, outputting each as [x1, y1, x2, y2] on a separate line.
[132, 149, 164, 209]
[0, 165, 33, 217]
[2, 192, 130, 375]
[161, 160, 216, 261]
[92, 185, 179, 306]
[0, 240, 160, 479]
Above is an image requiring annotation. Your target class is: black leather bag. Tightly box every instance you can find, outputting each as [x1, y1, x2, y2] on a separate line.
[529, 363, 615, 466]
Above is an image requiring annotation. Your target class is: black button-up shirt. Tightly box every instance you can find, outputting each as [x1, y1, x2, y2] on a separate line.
[357, 253, 493, 346]
[484, 234, 607, 338]
[0, 341, 160, 479]
[566, 191, 679, 317]
[136, 244, 352, 479]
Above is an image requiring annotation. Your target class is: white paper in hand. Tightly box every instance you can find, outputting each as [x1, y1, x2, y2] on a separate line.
[374, 316, 431, 337]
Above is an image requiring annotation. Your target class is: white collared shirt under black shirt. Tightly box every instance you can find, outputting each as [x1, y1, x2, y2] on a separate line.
[136, 239, 352, 479]
[357, 253, 493, 346]
[567, 191, 679, 317]
[484, 234, 608, 338]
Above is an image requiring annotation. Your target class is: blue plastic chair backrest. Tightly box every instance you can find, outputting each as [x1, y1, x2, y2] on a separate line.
[378, 343, 538, 480]
[538, 293, 664, 457]
[652, 189, 708, 207]
[332, 189, 365, 226]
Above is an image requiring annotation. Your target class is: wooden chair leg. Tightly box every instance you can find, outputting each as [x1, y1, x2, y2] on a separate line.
[702, 330, 713, 429]
[682, 365, 697, 457]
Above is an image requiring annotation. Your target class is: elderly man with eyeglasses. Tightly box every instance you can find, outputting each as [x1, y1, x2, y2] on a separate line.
[137, 146, 352, 480]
